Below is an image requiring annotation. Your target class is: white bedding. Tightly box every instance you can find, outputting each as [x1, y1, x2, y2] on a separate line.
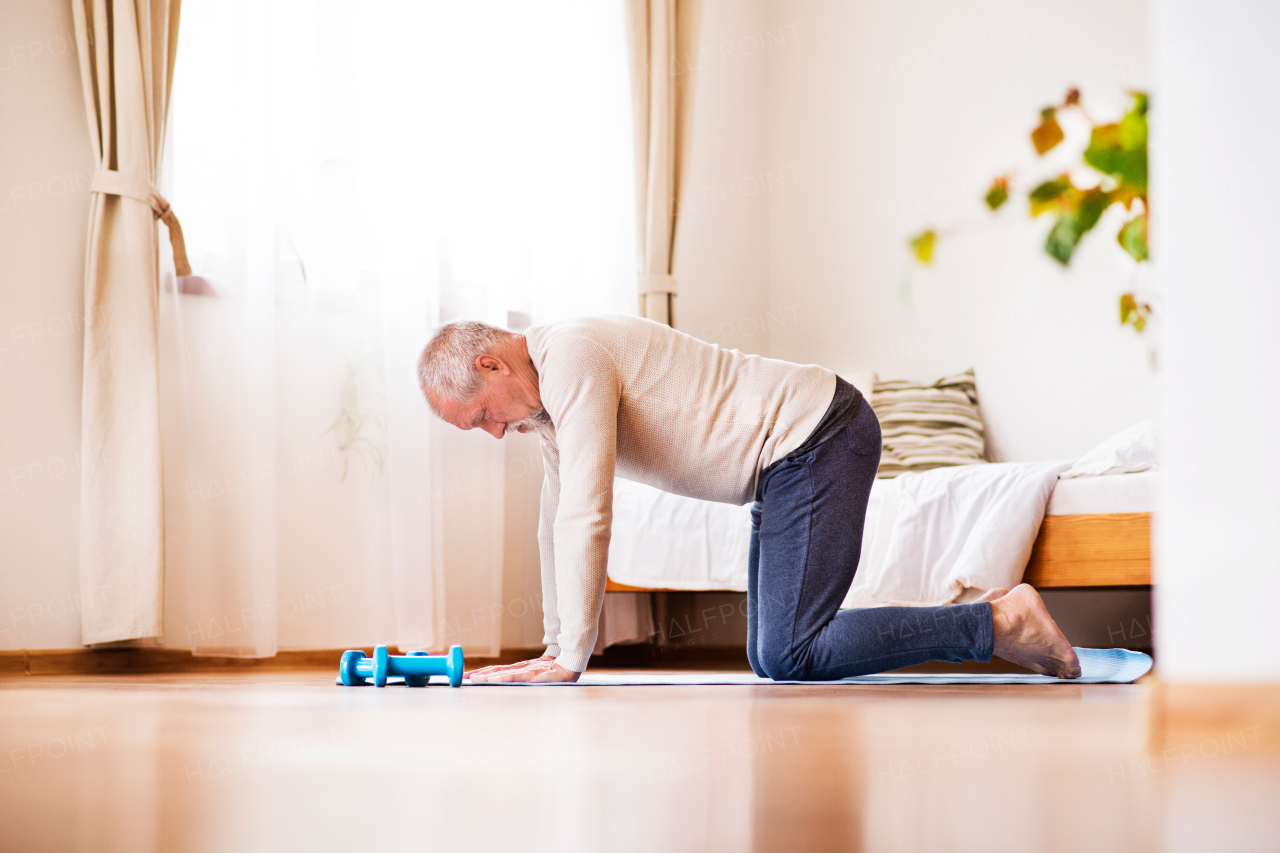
[841, 461, 1068, 607]
[607, 479, 750, 591]
[607, 465, 1158, 605]
[1045, 470, 1159, 515]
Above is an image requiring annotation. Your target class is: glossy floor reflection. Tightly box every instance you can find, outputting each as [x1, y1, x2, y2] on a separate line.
[1, 671, 1277, 852]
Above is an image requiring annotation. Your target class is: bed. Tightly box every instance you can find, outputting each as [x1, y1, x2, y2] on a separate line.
[604, 469, 1156, 596]
[1027, 471, 1155, 587]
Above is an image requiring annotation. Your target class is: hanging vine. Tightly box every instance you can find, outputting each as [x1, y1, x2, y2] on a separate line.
[909, 88, 1152, 332]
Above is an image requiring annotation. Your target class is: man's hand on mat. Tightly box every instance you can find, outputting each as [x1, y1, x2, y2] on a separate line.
[989, 584, 1082, 679]
[465, 656, 581, 683]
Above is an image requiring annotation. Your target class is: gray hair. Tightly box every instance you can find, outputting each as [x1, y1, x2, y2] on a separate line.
[417, 320, 516, 415]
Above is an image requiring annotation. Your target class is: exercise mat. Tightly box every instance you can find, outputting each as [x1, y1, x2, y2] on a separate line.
[468, 647, 1152, 686]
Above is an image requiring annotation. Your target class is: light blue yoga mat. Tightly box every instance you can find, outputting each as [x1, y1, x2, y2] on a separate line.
[465, 648, 1152, 686]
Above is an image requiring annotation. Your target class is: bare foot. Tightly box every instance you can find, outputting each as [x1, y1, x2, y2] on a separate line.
[989, 584, 1082, 678]
[975, 592, 1040, 673]
[976, 586, 1036, 673]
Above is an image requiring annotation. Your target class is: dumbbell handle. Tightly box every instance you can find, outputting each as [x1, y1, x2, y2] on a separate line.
[347, 655, 448, 678]
[387, 655, 453, 676]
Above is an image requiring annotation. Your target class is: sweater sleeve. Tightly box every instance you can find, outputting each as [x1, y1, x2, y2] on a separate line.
[536, 432, 562, 659]
[537, 335, 620, 673]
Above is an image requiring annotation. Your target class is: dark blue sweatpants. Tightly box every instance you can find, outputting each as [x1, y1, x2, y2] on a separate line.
[746, 398, 995, 680]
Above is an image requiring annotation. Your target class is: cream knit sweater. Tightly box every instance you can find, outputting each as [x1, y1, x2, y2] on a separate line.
[527, 315, 835, 672]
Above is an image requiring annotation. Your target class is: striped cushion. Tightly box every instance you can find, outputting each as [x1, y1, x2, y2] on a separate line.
[870, 370, 987, 478]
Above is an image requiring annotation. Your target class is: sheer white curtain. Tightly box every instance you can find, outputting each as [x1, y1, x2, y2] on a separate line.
[159, 0, 635, 657]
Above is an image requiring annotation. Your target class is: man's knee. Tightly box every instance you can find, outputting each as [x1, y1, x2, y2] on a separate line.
[757, 637, 808, 681]
[746, 639, 767, 678]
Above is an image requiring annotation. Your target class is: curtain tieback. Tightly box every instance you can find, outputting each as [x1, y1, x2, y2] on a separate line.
[91, 169, 193, 277]
[638, 273, 676, 296]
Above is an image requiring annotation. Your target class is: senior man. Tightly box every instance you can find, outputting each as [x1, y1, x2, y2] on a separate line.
[418, 314, 1081, 683]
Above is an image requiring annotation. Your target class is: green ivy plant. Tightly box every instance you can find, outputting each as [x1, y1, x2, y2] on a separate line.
[909, 88, 1153, 332]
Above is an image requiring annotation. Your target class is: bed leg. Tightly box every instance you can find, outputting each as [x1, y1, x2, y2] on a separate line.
[654, 592, 670, 647]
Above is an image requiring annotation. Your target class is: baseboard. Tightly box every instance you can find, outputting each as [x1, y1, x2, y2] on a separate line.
[1148, 679, 1280, 754]
[0, 647, 547, 677]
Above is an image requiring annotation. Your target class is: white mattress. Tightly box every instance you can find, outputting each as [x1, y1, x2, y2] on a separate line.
[607, 469, 1159, 592]
[1045, 470, 1159, 515]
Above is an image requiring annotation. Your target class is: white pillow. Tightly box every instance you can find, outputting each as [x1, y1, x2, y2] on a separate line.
[1059, 418, 1158, 479]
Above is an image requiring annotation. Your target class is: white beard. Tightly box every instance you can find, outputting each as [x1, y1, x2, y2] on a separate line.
[506, 408, 552, 434]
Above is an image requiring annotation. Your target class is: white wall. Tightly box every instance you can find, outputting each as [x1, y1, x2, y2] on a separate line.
[0, 0, 91, 650]
[763, 0, 1157, 462]
[1153, 0, 1280, 682]
[672, 0, 775, 357]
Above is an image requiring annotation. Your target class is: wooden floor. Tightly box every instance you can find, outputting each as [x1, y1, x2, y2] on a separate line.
[2, 669, 1277, 853]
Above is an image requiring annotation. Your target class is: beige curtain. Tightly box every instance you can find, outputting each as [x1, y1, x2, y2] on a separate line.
[625, 0, 700, 327]
[72, 0, 189, 644]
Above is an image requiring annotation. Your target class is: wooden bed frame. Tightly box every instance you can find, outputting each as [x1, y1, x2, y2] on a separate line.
[605, 511, 1152, 593]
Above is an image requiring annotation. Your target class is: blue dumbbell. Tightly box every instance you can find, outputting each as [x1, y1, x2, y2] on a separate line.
[338, 644, 465, 687]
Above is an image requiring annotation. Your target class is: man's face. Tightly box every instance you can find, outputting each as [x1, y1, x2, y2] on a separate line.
[433, 374, 548, 439]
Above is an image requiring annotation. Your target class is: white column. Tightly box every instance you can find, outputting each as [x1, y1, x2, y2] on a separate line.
[1153, 0, 1280, 681]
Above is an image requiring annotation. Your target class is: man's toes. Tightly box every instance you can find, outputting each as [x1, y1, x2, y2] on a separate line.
[1061, 648, 1082, 679]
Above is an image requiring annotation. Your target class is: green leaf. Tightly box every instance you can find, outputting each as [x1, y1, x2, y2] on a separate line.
[1045, 217, 1078, 264]
[1117, 213, 1149, 262]
[1119, 293, 1134, 324]
[1084, 125, 1148, 191]
[1028, 175, 1073, 216]
[1031, 108, 1065, 155]
[1119, 292, 1149, 333]
[984, 177, 1009, 211]
[1084, 93, 1149, 193]
[1075, 187, 1110, 232]
[1119, 104, 1148, 150]
[1043, 187, 1111, 265]
[1127, 90, 1149, 119]
[909, 229, 937, 264]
